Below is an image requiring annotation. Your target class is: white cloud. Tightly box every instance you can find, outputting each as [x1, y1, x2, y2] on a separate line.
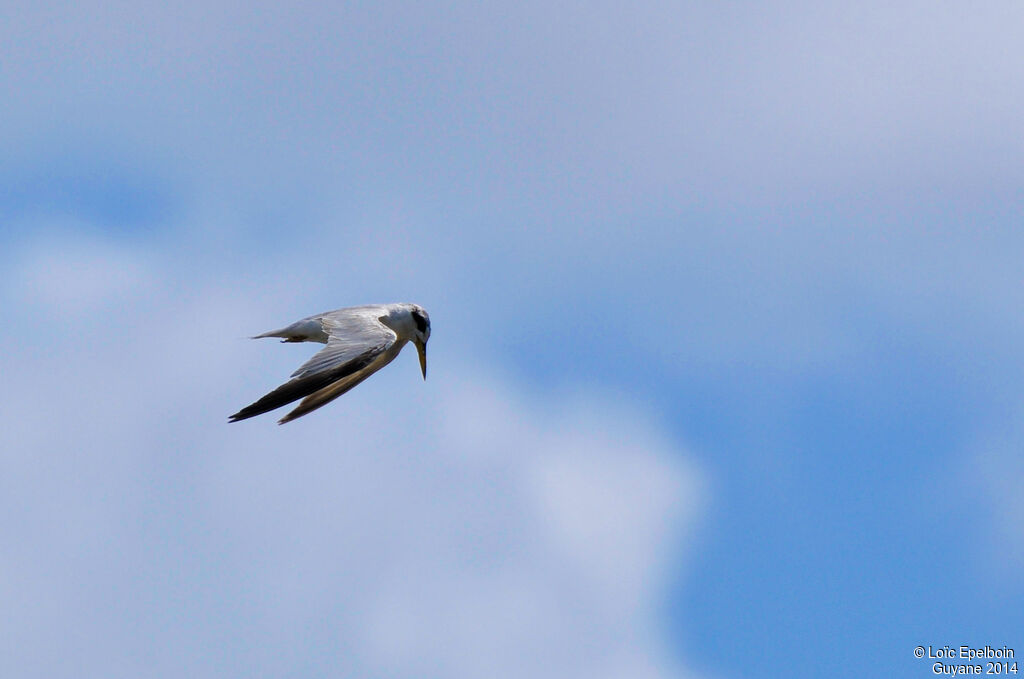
[3, 0, 1022, 665]
[4, 1, 1023, 385]
[6, 224, 156, 316]
[3, 1, 1021, 211]
[0, 236, 709, 679]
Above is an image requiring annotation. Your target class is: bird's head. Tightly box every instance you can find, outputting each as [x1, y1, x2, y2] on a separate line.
[409, 305, 430, 379]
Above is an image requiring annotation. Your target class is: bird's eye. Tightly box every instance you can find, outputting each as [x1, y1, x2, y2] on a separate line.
[412, 311, 428, 334]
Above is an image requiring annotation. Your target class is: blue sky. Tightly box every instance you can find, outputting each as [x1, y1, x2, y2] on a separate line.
[2, 2, 1022, 678]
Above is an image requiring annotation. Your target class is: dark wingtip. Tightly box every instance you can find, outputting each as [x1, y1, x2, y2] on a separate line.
[228, 406, 259, 423]
[228, 347, 380, 425]
[277, 407, 302, 425]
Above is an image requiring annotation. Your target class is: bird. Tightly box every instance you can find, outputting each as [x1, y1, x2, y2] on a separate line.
[229, 303, 430, 424]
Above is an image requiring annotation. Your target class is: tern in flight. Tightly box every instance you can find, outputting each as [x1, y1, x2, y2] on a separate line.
[230, 303, 430, 424]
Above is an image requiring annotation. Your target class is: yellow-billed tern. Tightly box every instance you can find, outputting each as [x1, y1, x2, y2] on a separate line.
[230, 303, 430, 424]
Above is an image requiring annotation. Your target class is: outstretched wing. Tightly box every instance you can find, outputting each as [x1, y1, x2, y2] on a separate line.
[229, 309, 397, 424]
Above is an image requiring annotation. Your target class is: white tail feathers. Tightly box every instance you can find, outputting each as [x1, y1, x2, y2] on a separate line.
[251, 318, 329, 343]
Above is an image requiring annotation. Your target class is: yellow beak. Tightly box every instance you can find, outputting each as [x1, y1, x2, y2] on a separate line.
[415, 340, 427, 379]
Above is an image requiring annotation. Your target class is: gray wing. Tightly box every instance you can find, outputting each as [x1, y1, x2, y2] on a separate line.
[229, 309, 397, 424]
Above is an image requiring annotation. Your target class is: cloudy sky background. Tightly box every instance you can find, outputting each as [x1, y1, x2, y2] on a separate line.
[2, 2, 1022, 677]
